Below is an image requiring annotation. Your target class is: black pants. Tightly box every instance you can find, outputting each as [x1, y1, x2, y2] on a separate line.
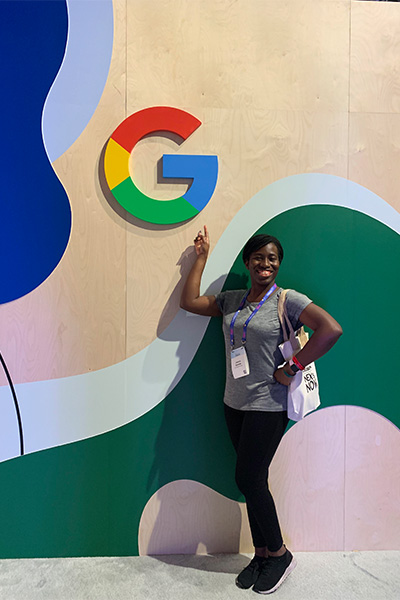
[224, 404, 289, 552]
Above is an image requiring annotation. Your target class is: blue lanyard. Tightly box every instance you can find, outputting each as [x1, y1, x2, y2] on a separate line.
[229, 283, 277, 348]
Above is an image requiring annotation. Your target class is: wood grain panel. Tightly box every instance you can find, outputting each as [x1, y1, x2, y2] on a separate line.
[344, 406, 400, 551]
[127, 0, 350, 112]
[126, 107, 349, 355]
[0, 0, 352, 381]
[125, 0, 350, 352]
[138, 406, 400, 554]
[270, 406, 346, 551]
[349, 112, 400, 214]
[138, 479, 252, 555]
[139, 408, 347, 555]
[0, 0, 128, 383]
[7, 0, 398, 382]
[350, 1, 400, 114]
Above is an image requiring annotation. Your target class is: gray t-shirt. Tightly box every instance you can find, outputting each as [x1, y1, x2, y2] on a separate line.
[215, 287, 312, 412]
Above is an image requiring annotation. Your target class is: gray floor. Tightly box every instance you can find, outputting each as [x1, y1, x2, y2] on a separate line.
[0, 552, 399, 600]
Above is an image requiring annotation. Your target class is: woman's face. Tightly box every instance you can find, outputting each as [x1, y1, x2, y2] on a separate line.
[245, 243, 281, 287]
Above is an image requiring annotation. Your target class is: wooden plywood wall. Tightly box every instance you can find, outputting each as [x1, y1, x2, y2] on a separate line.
[4, 0, 400, 385]
[1, 1, 399, 378]
[0, 0, 354, 383]
[0, 0, 399, 555]
[350, 1, 400, 212]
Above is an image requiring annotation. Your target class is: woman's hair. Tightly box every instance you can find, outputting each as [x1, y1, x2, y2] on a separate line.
[242, 234, 284, 264]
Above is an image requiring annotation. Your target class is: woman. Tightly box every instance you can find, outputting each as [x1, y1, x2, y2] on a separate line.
[180, 226, 342, 594]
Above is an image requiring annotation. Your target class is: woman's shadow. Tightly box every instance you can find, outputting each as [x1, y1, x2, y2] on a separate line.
[141, 246, 251, 572]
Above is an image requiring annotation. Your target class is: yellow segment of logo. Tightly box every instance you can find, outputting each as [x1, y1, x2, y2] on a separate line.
[104, 138, 130, 189]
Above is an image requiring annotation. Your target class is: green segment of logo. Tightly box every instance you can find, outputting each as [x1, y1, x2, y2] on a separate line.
[111, 177, 199, 225]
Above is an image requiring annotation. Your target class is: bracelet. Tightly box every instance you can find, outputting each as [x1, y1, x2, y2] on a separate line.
[283, 368, 295, 378]
[292, 355, 305, 371]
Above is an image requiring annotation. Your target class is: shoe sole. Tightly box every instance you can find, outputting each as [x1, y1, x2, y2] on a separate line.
[235, 579, 252, 590]
[236, 573, 260, 590]
[235, 559, 265, 589]
[252, 557, 297, 594]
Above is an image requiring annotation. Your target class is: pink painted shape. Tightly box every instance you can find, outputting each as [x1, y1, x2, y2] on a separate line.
[270, 406, 346, 551]
[344, 406, 400, 550]
[138, 480, 247, 555]
[137, 407, 400, 554]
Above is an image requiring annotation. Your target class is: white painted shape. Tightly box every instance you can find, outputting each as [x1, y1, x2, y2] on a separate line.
[0, 309, 206, 458]
[201, 174, 400, 293]
[0, 175, 399, 461]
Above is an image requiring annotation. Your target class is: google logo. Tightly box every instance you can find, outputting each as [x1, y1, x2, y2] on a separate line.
[104, 106, 218, 225]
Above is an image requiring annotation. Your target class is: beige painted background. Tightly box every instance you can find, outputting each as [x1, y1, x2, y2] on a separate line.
[2, 0, 400, 385]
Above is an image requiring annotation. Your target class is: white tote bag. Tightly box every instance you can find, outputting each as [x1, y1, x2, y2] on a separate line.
[277, 290, 320, 421]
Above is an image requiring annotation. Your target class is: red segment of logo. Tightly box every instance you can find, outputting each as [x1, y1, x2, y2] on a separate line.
[111, 106, 202, 152]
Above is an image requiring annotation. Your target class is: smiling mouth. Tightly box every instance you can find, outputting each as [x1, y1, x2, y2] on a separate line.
[257, 269, 273, 277]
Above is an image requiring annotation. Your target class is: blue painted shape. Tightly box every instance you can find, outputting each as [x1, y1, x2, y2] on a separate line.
[42, 0, 114, 162]
[163, 154, 219, 211]
[0, 0, 72, 304]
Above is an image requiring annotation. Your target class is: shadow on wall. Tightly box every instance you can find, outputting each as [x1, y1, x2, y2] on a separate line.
[98, 133, 193, 232]
[136, 204, 400, 555]
[139, 406, 400, 554]
[138, 248, 250, 555]
[156, 245, 248, 378]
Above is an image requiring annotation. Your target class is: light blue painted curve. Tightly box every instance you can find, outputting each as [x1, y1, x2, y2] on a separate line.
[42, 0, 114, 162]
[0, 174, 399, 462]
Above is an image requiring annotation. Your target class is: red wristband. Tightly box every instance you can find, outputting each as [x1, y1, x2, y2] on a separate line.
[292, 355, 305, 370]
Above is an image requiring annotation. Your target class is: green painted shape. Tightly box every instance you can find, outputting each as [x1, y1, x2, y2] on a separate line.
[0, 316, 233, 558]
[112, 177, 199, 224]
[0, 205, 398, 559]
[225, 205, 400, 427]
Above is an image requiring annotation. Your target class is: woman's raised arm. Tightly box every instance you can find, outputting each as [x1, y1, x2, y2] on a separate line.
[180, 226, 222, 317]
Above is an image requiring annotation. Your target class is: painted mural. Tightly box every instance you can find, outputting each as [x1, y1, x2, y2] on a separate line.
[0, 0, 399, 558]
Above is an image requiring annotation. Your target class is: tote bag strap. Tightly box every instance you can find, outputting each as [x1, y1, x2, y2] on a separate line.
[277, 288, 300, 349]
[277, 288, 287, 335]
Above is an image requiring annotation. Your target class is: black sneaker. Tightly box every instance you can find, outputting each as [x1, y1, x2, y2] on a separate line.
[252, 549, 296, 594]
[235, 555, 266, 589]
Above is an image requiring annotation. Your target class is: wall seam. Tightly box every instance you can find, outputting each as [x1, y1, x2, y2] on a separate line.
[345, 3, 352, 551]
[343, 405, 347, 552]
[347, 0, 352, 183]
[125, 0, 128, 368]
